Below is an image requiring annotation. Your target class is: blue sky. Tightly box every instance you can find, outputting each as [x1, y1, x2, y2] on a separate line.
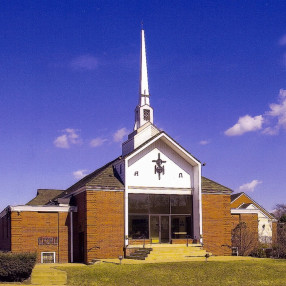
[0, 1, 285, 211]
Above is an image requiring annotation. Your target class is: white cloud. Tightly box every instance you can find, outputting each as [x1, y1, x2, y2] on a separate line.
[70, 55, 98, 71]
[113, 128, 129, 142]
[199, 140, 210, 145]
[54, 129, 82, 148]
[238, 179, 262, 192]
[73, 169, 89, 180]
[90, 137, 108, 148]
[278, 34, 286, 46]
[225, 115, 263, 136]
[262, 89, 286, 135]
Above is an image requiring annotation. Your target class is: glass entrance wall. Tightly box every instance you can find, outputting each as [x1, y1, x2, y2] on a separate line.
[128, 194, 193, 242]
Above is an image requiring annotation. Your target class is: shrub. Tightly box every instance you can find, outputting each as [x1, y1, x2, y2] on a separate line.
[0, 252, 37, 282]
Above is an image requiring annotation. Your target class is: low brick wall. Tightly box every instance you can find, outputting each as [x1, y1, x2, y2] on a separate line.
[10, 211, 69, 263]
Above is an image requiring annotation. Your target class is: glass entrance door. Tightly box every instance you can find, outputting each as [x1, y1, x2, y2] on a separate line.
[161, 216, 170, 243]
[150, 216, 159, 243]
[150, 215, 170, 243]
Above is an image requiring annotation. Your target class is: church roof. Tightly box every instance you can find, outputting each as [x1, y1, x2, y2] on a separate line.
[230, 192, 243, 202]
[64, 157, 124, 195]
[26, 189, 64, 205]
[26, 158, 232, 205]
[123, 129, 201, 164]
[201, 177, 232, 194]
[238, 203, 253, 209]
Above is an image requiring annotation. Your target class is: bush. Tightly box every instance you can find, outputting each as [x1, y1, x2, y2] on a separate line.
[0, 252, 37, 282]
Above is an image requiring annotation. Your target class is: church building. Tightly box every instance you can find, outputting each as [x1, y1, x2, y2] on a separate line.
[0, 29, 276, 264]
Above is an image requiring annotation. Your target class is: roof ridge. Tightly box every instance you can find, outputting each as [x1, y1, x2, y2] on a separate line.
[64, 157, 122, 194]
[202, 176, 232, 191]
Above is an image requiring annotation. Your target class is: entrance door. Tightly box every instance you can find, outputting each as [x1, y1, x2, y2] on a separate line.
[161, 216, 169, 243]
[150, 215, 170, 243]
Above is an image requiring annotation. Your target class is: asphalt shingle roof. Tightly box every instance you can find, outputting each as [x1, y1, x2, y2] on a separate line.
[26, 189, 64, 205]
[230, 192, 243, 202]
[64, 157, 124, 195]
[201, 176, 232, 194]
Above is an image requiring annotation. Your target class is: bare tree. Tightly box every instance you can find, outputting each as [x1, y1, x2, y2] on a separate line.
[273, 204, 286, 258]
[232, 222, 258, 256]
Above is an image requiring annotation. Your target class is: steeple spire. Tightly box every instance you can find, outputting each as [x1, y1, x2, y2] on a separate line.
[139, 29, 149, 100]
[134, 28, 154, 130]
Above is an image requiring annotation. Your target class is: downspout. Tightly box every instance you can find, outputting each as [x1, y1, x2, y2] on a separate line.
[58, 212, 60, 263]
[70, 211, 73, 263]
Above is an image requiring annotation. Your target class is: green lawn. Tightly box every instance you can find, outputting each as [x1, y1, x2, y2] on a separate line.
[59, 259, 286, 286]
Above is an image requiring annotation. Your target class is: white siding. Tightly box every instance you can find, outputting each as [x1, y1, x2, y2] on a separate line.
[127, 139, 193, 189]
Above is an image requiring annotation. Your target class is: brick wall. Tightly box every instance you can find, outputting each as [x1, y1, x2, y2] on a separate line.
[72, 192, 86, 262]
[231, 194, 252, 208]
[202, 194, 232, 255]
[0, 213, 11, 251]
[10, 211, 69, 263]
[84, 190, 124, 263]
[231, 213, 258, 255]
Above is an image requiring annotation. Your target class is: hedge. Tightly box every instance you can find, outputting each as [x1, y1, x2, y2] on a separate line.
[0, 252, 37, 282]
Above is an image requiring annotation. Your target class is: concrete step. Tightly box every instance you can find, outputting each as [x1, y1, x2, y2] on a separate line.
[145, 245, 211, 262]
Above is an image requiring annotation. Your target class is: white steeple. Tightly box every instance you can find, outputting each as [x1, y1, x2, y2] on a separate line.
[134, 28, 154, 130]
[139, 29, 150, 101]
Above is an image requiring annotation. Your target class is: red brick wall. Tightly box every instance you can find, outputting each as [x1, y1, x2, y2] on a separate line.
[231, 194, 253, 208]
[230, 213, 258, 255]
[10, 211, 69, 263]
[202, 194, 232, 255]
[85, 190, 124, 263]
[72, 192, 86, 262]
[0, 213, 11, 251]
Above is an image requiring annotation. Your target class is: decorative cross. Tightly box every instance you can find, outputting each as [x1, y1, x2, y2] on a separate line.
[152, 153, 166, 180]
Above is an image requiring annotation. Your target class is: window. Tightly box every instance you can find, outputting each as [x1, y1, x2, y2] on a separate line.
[129, 215, 149, 239]
[41, 252, 56, 263]
[143, 109, 150, 121]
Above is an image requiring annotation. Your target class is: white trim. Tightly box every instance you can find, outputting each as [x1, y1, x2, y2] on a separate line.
[231, 209, 261, 215]
[128, 186, 193, 191]
[127, 189, 193, 195]
[125, 133, 201, 166]
[124, 158, 129, 247]
[198, 166, 203, 244]
[41, 252, 56, 263]
[62, 186, 86, 197]
[10, 205, 77, 213]
[237, 203, 257, 210]
[231, 193, 243, 203]
[232, 192, 274, 220]
[70, 212, 73, 263]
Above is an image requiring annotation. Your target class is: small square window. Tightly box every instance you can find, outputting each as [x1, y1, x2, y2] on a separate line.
[41, 252, 56, 263]
[143, 109, 150, 121]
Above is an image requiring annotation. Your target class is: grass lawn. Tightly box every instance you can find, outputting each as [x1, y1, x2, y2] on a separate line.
[59, 259, 286, 286]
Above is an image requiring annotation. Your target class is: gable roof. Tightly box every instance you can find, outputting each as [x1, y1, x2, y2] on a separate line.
[201, 176, 232, 194]
[230, 192, 243, 202]
[123, 130, 201, 165]
[231, 192, 275, 220]
[26, 189, 64, 206]
[63, 157, 124, 195]
[238, 203, 254, 209]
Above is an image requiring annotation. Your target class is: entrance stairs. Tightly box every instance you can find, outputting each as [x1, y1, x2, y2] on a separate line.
[127, 244, 210, 262]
